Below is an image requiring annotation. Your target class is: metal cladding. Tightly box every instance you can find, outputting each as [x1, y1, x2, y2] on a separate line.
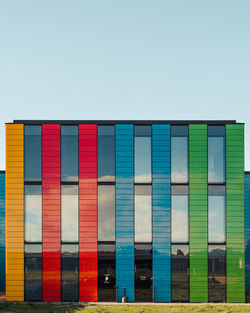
[3, 120, 249, 302]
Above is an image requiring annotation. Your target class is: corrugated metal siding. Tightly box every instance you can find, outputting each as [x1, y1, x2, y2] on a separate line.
[189, 124, 208, 302]
[226, 124, 245, 302]
[152, 124, 171, 302]
[115, 124, 134, 302]
[0, 172, 5, 292]
[42, 124, 61, 301]
[5, 124, 24, 301]
[79, 124, 98, 302]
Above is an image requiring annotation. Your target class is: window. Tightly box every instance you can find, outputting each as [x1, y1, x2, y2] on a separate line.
[171, 186, 188, 243]
[208, 126, 225, 184]
[135, 244, 152, 302]
[61, 244, 79, 301]
[24, 185, 42, 242]
[171, 126, 188, 184]
[208, 245, 226, 302]
[61, 185, 78, 242]
[24, 126, 42, 182]
[98, 244, 116, 301]
[134, 126, 151, 183]
[135, 185, 152, 243]
[171, 244, 189, 302]
[208, 186, 225, 243]
[25, 244, 42, 301]
[98, 185, 115, 242]
[98, 126, 115, 182]
[61, 126, 78, 182]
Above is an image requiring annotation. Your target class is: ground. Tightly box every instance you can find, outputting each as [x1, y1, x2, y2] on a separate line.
[1, 303, 250, 313]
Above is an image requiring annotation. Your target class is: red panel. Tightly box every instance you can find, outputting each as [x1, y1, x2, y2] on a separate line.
[79, 124, 98, 302]
[42, 124, 61, 301]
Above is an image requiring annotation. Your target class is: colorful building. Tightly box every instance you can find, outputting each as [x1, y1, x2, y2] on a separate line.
[1, 120, 248, 302]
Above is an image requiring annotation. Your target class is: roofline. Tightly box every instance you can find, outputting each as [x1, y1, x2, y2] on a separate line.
[10, 120, 238, 125]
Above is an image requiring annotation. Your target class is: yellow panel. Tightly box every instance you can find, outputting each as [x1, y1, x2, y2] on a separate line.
[6, 124, 24, 301]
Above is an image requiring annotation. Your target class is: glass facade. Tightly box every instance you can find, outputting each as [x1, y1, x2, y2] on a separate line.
[24, 185, 42, 243]
[171, 244, 189, 302]
[61, 126, 78, 182]
[208, 245, 226, 302]
[98, 244, 116, 301]
[24, 244, 42, 301]
[24, 126, 42, 182]
[4, 121, 247, 303]
[171, 186, 188, 243]
[171, 126, 188, 184]
[208, 186, 226, 243]
[98, 126, 115, 182]
[135, 185, 152, 243]
[61, 244, 79, 301]
[61, 185, 78, 243]
[208, 126, 225, 184]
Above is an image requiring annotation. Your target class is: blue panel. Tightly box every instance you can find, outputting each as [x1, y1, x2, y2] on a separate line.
[0, 172, 5, 291]
[116, 125, 134, 302]
[152, 124, 171, 302]
[245, 173, 250, 297]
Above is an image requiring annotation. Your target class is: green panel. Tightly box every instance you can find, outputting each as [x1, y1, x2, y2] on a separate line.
[189, 124, 208, 302]
[226, 124, 245, 303]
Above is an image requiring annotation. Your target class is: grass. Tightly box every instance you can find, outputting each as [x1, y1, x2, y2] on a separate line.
[0, 303, 250, 313]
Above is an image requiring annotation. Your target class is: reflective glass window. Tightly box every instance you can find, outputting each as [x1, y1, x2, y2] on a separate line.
[135, 126, 151, 184]
[98, 244, 116, 301]
[135, 185, 152, 243]
[61, 244, 79, 301]
[208, 245, 226, 302]
[208, 186, 225, 243]
[208, 126, 225, 184]
[25, 185, 42, 242]
[135, 243, 152, 302]
[98, 126, 115, 182]
[61, 126, 78, 182]
[24, 126, 42, 182]
[25, 244, 42, 301]
[171, 244, 189, 302]
[61, 185, 78, 242]
[98, 185, 115, 242]
[171, 126, 188, 183]
[171, 186, 188, 243]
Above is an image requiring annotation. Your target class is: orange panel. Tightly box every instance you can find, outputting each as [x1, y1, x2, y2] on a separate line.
[5, 124, 24, 301]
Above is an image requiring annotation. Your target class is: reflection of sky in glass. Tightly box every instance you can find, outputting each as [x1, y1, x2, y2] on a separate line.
[61, 130, 78, 182]
[135, 137, 151, 183]
[24, 126, 42, 182]
[61, 187, 78, 242]
[171, 137, 188, 183]
[98, 134, 115, 182]
[171, 195, 188, 243]
[98, 185, 115, 241]
[208, 137, 225, 183]
[208, 195, 225, 243]
[135, 195, 152, 242]
[25, 190, 42, 242]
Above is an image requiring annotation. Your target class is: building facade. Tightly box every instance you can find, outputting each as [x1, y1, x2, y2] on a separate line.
[4, 120, 246, 302]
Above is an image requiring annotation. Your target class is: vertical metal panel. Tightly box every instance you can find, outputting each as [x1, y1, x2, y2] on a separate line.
[226, 124, 245, 302]
[0, 172, 5, 292]
[152, 124, 171, 302]
[189, 124, 208, 302]
[115, 124, 134, 302]
[42, 124, 61, 301]
[6, 124, 24, 301]
[79, 124, 98, 302]
[245, 173, 250, 301]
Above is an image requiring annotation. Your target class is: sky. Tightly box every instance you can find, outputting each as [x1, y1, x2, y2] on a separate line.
[0, 0, 250, 170]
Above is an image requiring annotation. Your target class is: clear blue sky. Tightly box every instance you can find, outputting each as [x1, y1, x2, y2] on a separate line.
[0, 0, 250, 170]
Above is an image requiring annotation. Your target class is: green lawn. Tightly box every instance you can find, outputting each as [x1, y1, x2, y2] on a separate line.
[1, 303, 250, 313]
